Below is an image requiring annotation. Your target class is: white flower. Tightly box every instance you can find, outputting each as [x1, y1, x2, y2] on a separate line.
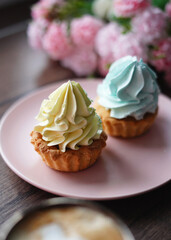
[92, 0, 113, 19]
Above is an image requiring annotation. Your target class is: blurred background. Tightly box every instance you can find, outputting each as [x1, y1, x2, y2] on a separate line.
[0, 0, 170, 102]
[0, 0, 36, 30]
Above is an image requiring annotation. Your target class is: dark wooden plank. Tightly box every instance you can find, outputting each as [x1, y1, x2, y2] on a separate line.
[100, 182, 171, 240]
[0, 156, 53, 225]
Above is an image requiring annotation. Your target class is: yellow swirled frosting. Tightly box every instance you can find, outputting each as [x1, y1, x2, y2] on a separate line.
[34, 81, 102, 152]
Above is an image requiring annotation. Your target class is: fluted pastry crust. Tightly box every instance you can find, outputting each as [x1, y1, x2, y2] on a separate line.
[31, 131, 107, 172]
[94, 99, 158, 138]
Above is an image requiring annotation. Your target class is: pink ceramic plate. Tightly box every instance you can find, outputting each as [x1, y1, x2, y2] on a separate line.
[0, 79, 171, 200]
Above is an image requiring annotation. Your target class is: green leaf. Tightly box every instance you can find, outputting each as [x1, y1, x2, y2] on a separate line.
[152, 0, 169, 10]
[110, 16, 132, 33]
[57, 0, 93, 21]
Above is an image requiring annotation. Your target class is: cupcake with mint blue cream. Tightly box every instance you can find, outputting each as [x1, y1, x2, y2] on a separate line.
[94, 55, 159, 138]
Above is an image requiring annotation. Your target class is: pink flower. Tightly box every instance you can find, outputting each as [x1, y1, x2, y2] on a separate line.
[95, 23, 123, 57]
[113, 0, 150, 17]
[132, 7, 167, 44]
[31, 2, 49, 20]
[71, 15, 103, 48]
[27, 19, 49, 49]
[98, 54, 115, 76]
[31, 0, 64, 20]
[61, 48, 97, 76]
[43, 22, 73, 60]
[150, 38, 171, 72]
[112, 33, 148, 61]
[166, 1, 171, 18]
[41, 0, 64, 8]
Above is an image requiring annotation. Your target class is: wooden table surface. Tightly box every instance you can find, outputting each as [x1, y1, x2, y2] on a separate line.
[0, 30, 171, 240]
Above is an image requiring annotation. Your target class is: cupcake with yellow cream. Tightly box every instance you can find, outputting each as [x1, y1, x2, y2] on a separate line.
[31, 81, 107, 172]
[94, 56, 159, 138]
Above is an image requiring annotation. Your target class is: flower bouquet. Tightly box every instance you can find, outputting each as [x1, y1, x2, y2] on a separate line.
[27, 0, 171, 87]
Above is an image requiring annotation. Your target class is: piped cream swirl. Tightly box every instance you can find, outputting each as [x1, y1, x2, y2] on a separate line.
[97, 56, 159, 120]
[34, 81, 102, 152]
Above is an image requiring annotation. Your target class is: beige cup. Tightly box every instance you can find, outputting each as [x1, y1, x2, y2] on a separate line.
[0, 198, 135, 240]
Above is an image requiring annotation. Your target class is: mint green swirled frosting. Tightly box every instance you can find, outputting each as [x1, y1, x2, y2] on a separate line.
[97, 56, 160, 120]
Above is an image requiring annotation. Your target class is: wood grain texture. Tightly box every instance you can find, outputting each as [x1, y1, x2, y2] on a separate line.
[0, 30, 171, 240]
